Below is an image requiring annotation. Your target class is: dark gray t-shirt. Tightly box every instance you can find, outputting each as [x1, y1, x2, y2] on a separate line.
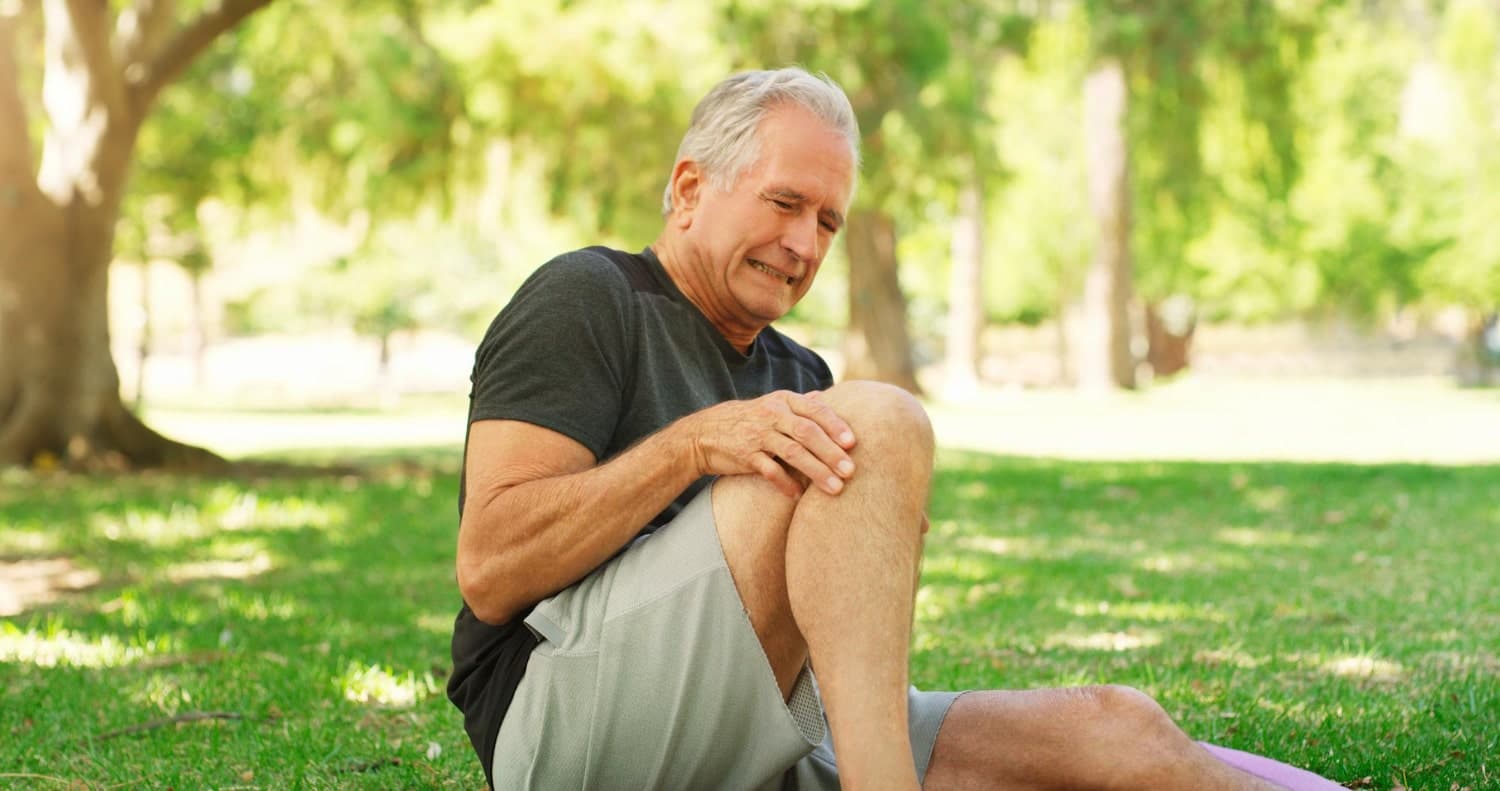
[446, 245, 833, 786]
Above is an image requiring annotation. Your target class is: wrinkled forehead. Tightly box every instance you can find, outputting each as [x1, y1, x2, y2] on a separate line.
[751, 105, 858, 209]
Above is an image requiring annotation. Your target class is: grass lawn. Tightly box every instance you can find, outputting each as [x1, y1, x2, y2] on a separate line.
[2, 387, 1497, 789]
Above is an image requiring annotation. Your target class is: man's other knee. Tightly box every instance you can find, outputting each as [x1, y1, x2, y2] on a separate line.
[819, 380, 933, 460]
[1076, 685, 1194, 789]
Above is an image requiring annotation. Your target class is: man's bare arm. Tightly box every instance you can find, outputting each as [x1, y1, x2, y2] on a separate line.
[456, 390, 859, 624]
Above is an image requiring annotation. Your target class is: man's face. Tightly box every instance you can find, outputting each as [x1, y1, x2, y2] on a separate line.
[680, 104, 855, 336]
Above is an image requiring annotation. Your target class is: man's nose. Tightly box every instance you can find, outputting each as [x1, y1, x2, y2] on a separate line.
[782, 210, 820, 264]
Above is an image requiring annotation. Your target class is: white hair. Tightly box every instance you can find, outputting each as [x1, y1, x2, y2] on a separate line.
[662, 68, 860, 215]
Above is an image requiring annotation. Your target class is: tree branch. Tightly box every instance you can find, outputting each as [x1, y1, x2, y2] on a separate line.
[54, 0, 128, 117]
[0, 6, 36, 179]
[114, 0, 176, 74]
[94, 711, 246, 742]
[129, 0, 273, 114]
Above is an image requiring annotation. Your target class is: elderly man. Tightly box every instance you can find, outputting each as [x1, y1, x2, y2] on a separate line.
[447, 68, 1341, 791]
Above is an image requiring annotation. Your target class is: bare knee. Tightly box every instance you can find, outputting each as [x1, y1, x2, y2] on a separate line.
[1077, 685, 1194, 789]
[819, 380, 934, 461]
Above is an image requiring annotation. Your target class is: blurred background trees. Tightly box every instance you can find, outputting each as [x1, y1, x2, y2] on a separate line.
[2, 0, 1497, 467]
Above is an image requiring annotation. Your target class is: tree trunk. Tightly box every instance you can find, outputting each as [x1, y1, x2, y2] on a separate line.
[943, 182, 984, 398]
[0, 0, 244, 469]
[843, 209, 921, 394]
[0, 197, 218, 468]
[1078, 58, 1136, 391]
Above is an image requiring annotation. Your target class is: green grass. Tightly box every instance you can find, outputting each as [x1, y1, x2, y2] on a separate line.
[2, 448, 1496, 789]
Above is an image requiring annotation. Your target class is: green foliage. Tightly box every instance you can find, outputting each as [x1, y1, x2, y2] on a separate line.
[105, 0, 1499, 337]
[432, 0, 720, 242]
[984, 15, 1095, 324]
[299, 220, 508, 343]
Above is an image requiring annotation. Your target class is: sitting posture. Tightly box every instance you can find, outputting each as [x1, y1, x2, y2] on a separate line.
[447, 67, 1342, 791]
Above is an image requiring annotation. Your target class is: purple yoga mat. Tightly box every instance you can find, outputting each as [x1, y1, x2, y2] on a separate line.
[1201, 742, 1345, 790]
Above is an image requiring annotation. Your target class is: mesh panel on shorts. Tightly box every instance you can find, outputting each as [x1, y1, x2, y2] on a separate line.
[788, 672, 826, 744]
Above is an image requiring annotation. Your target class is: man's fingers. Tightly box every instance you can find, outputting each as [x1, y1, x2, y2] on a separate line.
[751, 451, 803, 498]
[774, 438, 843, 495]
[789, 392, 856, 450]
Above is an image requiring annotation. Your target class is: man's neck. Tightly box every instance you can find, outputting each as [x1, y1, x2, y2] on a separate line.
[651, 235, 761, 354]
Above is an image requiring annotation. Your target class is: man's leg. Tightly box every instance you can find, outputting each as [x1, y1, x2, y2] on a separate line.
[711, 381, 1296, 791]
[713, 380, 933, 791]
[921, 687, 1287, 791]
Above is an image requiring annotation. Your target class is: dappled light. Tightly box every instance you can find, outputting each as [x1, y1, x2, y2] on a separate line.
[1215, 527, 1323, 549]
[0, 624, 169, 668]
[954, 534, 1041, 558]
[1060, 599, 1227, 625]
[91, 504, 219, 546]
[1322, 655, 1405, 683]
[0, 557, 101, 616]
[131, 673, 198, 717]
[1042, 629, 1162, 653]
[340, 662, 440, 707]
[164, 551, 274, 584]
[1194, 647, 1268, 670]
[1289, 653, 1408, 684]
[1136, 551, 1252, 574]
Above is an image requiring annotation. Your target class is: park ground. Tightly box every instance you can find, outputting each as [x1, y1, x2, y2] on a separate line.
[1, 375, 1496, 789]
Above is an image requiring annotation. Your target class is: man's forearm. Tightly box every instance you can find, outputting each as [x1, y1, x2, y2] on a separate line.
[458, 419, 704, 624]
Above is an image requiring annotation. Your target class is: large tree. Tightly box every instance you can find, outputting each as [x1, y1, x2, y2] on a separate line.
[0, 0, 274, 468]
[1075, 0, 1309, 388]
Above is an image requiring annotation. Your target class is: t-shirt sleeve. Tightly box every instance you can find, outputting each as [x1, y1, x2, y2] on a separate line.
[468, 252, 632, 460]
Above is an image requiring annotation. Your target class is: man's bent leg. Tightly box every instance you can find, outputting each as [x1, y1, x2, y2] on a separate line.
[921, 687, 1292, 791]
[713, 380, 934, 791]
[498, 489, 825, 790]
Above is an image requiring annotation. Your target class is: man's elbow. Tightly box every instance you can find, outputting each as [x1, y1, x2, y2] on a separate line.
[456, 558, 520, 625]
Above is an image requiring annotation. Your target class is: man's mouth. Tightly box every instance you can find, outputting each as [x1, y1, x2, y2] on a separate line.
[748, 258, 795, 285]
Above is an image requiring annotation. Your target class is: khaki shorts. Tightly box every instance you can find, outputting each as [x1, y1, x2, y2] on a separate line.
[493, 486, 962, 790]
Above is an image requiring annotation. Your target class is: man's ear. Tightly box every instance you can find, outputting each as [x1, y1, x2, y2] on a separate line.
[669, 159, 703, 229]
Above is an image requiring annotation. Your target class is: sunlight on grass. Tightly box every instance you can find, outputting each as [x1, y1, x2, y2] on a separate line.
[163, 551, 274, 584]
[205, 486, 350, 532]
[1194, 647, 1268, 669]
[920, 554, 1000, 584]
[1215, 527, 1322, 548]
[0, 529, 59, 556]
[1137, 552, 1250, 573]
[91, 504, 207, 545]
[339, 662, 439, 707]
[132, 674, 196, 716]
[217, 589, 301, 622]
[87, 491, 347, 547]
[1043, 630, 1162, 652]
[1320, 654, 1406, 682]
[0, 623, 167, 668]
[1060, 599, 1227, 624]
[954, 534, 1044, 557]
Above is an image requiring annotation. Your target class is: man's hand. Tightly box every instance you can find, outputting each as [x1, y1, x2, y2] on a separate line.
[681, 389, 857, 498]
